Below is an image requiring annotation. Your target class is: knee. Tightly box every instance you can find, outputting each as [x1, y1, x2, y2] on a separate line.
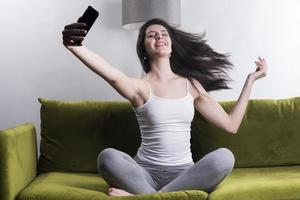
[97, 148, 119, 171]
[210, 148, 235, 175]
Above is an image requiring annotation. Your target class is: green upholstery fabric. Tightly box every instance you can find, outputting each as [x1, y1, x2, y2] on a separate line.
[6, 96, 297, 200]
[38, 98, 141, 173]
[191, 96, 300, 168]
[38, 97, 300, 173]
[0, 123, 37, 200]
[18, 172, 208, 200]
[208, 165, 300, 200]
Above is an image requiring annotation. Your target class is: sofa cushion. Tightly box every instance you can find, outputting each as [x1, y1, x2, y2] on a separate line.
[191, 96, 300, 168]
[38, 98, 141, 173]
[208, 165, 300, 200]
[17, 172, 208, 200]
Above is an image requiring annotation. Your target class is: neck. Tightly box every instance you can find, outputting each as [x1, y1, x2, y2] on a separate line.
[148, 56, 179, 82]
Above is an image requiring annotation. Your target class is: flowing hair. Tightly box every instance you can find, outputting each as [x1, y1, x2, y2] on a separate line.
[136, 18, 234, 93]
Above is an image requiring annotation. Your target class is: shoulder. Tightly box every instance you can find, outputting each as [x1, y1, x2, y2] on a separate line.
[188, 78, 209, 100]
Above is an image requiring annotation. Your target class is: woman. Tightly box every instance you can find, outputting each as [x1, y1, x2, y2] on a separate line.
[62, 18, 267, 196]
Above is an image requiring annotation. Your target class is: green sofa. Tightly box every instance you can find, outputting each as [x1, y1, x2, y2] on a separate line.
[1, 96, 300, 200]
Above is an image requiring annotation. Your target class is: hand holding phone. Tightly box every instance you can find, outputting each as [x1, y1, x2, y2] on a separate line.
[62, 6, 99, 47]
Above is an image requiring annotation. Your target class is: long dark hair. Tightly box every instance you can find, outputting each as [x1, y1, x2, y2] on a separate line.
[136, 18, 234, 93]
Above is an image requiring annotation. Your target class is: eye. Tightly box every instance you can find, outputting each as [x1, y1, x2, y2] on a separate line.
[146, 32, 168, 38]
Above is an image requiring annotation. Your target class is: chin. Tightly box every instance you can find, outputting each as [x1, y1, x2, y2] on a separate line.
[155, 50, 170, 55]
[154, 53, 170, 58]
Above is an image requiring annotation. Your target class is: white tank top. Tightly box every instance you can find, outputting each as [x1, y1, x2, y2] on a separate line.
[132, 78, 195, 166]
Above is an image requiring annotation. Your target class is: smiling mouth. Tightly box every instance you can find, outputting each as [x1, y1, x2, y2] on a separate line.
[155, 43, 166, 47]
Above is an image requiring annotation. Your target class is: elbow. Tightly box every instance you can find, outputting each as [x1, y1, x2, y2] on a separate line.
[226, 124, 239, 134]
[226, 116, 240, 134]
[231, 129, 238, 134]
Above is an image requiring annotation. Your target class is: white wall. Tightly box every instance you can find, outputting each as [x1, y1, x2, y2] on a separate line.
[1, 0, 300, 153]
[183, 0, 300, 100]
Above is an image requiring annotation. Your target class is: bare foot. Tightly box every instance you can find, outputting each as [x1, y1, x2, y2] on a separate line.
[108, 187, 134, 196]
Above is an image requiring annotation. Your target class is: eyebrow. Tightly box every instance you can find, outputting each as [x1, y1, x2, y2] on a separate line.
[146, 30, 168, 34]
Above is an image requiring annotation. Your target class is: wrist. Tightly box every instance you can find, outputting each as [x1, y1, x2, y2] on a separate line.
[65, 45, 84, 51]
[246, 74, 255, 85]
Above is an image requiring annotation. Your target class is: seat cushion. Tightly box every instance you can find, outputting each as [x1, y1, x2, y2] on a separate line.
[18, 172, 208, 200]
[208, 165, 300, 200]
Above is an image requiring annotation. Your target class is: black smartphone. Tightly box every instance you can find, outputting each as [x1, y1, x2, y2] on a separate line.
[77, 6, 99, 34]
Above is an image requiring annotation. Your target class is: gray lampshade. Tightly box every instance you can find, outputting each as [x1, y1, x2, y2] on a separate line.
[122, 0, 181, 30]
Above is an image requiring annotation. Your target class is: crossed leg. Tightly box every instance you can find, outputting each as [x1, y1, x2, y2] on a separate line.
[159, 148, 235, 193]
[97, 148, 157, 196]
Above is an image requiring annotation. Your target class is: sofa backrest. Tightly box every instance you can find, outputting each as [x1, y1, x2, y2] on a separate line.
[191, 96, 300, 168]
[38, 96, 300, 173]
[38, 98, 141, 173]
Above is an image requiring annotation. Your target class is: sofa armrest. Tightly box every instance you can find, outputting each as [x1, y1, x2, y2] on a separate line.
[0, 123, 37, 200]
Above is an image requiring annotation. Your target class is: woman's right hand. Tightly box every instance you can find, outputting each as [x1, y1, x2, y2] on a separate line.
[62, 22, 87, 48]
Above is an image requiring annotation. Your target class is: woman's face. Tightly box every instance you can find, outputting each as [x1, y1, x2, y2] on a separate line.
[144, 24, 172, 58]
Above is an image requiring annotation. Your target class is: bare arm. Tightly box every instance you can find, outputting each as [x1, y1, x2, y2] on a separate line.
[194, 57, 268, 134]
[62, 22, 140, 102]
[66, 46, 139, 100]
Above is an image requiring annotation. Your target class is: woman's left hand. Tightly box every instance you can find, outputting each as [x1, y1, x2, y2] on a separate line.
[248, 57, 268, 82]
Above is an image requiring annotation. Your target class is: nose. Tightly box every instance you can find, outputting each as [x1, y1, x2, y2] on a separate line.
[155, 34, 163, 40]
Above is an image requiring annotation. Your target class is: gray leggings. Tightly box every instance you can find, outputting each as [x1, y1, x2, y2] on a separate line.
[97, 147, 235, 194]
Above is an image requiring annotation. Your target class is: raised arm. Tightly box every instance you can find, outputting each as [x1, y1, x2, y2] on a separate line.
[193, 57, 268, 134]
[62, 22, 141, 103]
